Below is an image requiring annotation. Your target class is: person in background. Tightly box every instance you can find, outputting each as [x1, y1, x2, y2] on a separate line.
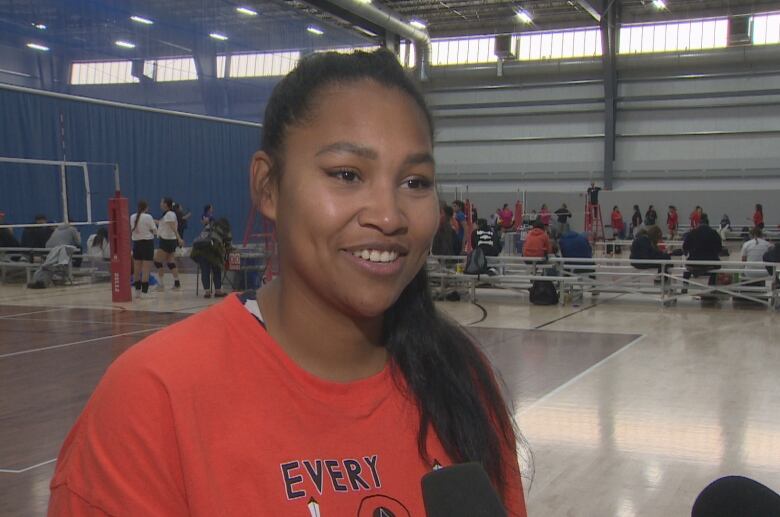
[682, 213, 722, 291]
[559, 229, 592, 260]
[432, 203, 457, 255]
[489, 208, 500, 229]
[644, 205, 658, 227]
[690, 206, 702, 230]
[46, 222, 81, 249]
[718, 214, 731, 242]
[666, 206, 679, 240]
[191, 217, 232, 299]
[202, 204, 215, 226]
[130, 200, 157, 299]
[586, 182, 601, 220]
[741, 227, 771, 283]
[172, 202, 192, 243]
[155, 197, 184, 291]
[753, 204, 764, 230]
[630, 205, 642, 238]
[0, 211, 21, 248]
[522, 220, 552, 258]
[451, 200, 466, 253]
[499, 203, 514, 230]
[554, 203, 572, 236]
[539, 203, 551, 230]
[21, 214, 54, 248]
[471, 218, 500, 257]
[630, 226, 671, 278]
[610, 206, 625, 240]
[86, 227, 110, 261]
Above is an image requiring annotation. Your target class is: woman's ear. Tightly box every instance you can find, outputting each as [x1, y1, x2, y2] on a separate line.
[250, 151, 278, 221]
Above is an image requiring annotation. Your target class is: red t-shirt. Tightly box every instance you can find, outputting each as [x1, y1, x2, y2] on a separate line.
[753, 211, 764, 227]
[690, 211, 701, 229]
[611, 211, 623, 231]
[522, 228, 551, 257]
[667, 211, 678, 230]
[49, 295, 526, 516]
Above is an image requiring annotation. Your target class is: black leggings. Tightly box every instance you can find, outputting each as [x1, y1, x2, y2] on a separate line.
[196, 257, 222, 290]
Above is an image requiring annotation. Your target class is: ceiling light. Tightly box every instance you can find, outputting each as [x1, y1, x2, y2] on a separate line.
[652, 0, 666, 9]
[115, 40, 136, 49]
[410, 19, 427, 30]
[32, 23, 47, 30]
[515, 9, 533, 24]
[27, 43, 50, 51]
[209, 32, 229, 41]
[356, 0, 371, 4]
[307, 25, 324, 35]
[235, 7, 258, 16]
[130, 15, 154, 25]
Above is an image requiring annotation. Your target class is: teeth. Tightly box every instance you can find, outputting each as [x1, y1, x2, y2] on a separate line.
[351, 249, 399, 263]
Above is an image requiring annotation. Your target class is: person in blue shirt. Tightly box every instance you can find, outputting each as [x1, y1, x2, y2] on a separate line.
[452, 200, 466, 254]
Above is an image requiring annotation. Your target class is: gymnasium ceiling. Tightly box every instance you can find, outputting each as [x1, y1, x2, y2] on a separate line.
[0, 0, 777, 60]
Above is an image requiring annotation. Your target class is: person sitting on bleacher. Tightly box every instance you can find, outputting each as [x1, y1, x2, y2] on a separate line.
[470, 218, 501, 257]
[47, 222, 82, 267]
[0, 210, 20, 248]
[682, 213, 722, 291]
[559, 230, 595, 278]
[630, 226, 671, 278]
[522, 220, 552, 258]
[21, 214, 53, 249]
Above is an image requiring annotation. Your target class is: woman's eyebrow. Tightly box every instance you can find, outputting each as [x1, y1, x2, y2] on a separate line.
[315, 141, 378, 159]
[403, 152, 435, 167]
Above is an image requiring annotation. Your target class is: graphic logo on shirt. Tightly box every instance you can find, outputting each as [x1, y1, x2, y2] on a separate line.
[356, 495, 411, 517]
[281, 455, 381, 501]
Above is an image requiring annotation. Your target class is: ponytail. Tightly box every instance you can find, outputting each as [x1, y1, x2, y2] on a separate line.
[132, 200, 148, 233]
[382, 269, 525, 500]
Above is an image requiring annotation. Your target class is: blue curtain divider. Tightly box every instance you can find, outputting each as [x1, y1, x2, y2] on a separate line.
[1, 86, 261, 245]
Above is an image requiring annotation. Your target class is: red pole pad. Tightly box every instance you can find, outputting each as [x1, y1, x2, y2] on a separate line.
[108, 196, 132, 302]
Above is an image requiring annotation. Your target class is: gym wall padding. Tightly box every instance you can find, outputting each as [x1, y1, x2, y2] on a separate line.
[0, 86, 261, 242]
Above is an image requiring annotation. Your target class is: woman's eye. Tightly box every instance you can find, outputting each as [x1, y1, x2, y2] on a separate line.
[405, 178, 433, 190]
[329, 169, 360, 183]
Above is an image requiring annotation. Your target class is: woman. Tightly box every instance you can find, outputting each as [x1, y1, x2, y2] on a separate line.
[690, 205, 702, 230]
[667, 205, 679, 240]
[129, 200, 156, 299]
[610, 205, 624, 240]
[201, 204, 215, 226]
[630, 225, 671, 276]
[48, 50, 527, 515]
[630, 205, 642, 238]
[191, 217, 232, 298]
[539, 203, 551, 229]
[644, 205, 658, 227]
[753, 203, 764, 230]
[86, 227, 110, 261]
[155, 197, 184, 290]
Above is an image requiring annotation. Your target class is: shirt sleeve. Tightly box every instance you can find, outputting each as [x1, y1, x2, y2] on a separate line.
[48, 348, 188, 516]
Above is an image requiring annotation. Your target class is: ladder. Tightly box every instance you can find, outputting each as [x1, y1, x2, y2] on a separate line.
[584, 202, 605, 242]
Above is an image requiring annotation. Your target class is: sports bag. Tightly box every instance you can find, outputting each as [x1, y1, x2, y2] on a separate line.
[529, 280, 559, 305]
[464, 247, 489, 275]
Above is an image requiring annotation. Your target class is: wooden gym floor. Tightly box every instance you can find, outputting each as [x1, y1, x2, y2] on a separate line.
[0, 272, 778, 516]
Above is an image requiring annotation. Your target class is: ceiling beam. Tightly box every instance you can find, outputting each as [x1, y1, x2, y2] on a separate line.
[575, 0, 601, 22]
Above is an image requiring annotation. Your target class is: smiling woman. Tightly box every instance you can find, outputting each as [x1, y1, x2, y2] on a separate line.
[47, 49, 527, 516]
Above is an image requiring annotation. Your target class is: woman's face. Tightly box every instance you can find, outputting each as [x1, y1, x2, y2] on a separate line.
[253, 80, 439, 318]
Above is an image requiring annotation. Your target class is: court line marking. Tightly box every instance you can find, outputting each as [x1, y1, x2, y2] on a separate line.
[0, 458, 57, 474]
[516, 334, 647, 418]
[0, 307, 68, 319]
[0, 327, 165, 359]
[1, 316, 179, 327]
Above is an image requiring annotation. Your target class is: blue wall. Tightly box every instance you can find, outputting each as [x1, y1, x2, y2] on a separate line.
[0, 86, 261, 244]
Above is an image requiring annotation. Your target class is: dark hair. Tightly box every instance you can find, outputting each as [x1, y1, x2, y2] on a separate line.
[613, 205, 619, 211]
[162, 197, 173, 211]
[532, 220, 545, 230]
[260, 49, 521, 498]
[132, 200, 148, 233]
[92, 227, 108, 248]
[633, 205, 640, 211]
[452, 200, 465, 211]
[701, 213, 710, 225]
[756, 204, 763, 213]
[751, 226, 763, 239]
[646, 225, 662, 245]
[477, 218, 488, 230]
[203, 204, 213, 217]
[262, 49, 432, 183]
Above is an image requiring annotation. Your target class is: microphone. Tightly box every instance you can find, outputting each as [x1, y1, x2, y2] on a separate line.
[421, 462, 507, 517]
[692, 475, 780, 516]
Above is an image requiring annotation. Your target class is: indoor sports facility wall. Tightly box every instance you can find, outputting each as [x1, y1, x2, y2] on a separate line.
[0, 84, 261, 242]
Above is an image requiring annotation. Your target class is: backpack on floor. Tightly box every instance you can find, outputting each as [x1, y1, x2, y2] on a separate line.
[464, 246, 488, 275]
[529, 280, 559, 305]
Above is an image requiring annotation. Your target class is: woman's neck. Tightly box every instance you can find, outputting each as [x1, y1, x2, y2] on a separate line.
[258, 278, 388, 383]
